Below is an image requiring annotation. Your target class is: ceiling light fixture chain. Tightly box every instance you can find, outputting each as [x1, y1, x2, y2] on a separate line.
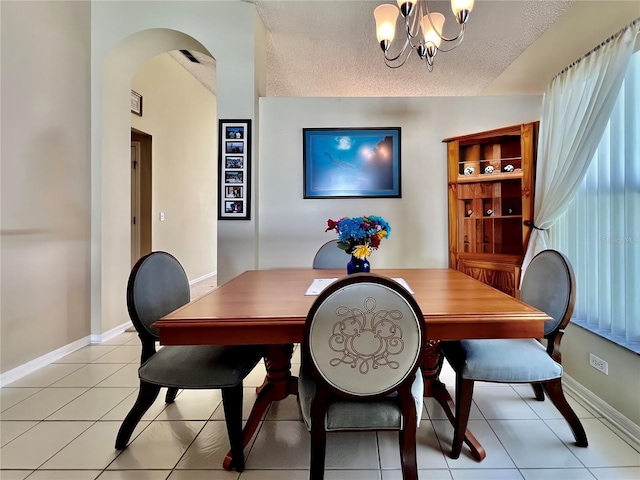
[374, 0, 475, 71]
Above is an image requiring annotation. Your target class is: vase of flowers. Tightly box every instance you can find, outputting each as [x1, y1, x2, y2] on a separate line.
[325, 215, 391, 274]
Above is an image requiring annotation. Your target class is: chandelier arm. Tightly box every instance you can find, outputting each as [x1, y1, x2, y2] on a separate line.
[422, 0, 466, 43]
[406, 6, 422, 41]
[382, 34, 415, 64]
[385, 57, 411, 69]
[383, 45, 414, 68]
[432, 27, 465, 53]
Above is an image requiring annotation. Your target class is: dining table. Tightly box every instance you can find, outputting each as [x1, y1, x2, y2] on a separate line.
[154, 268, 550, 470]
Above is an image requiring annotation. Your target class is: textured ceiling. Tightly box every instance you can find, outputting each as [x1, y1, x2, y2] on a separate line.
[170, 0, 639, 98]
[168, 50, 218, 95]
[256, 0, 573, 97]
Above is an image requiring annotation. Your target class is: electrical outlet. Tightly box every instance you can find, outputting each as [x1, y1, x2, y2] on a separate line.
[589, 353, 608, 375]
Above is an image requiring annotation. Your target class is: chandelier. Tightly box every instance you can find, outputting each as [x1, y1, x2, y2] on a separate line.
[374, 0, 475, 71]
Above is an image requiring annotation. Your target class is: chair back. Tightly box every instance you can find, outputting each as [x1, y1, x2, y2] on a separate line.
[312, 239, 346, 269]
[521, 249, 576, 338]
[304, 273, 424, 398]
[127, 251, 190, 341]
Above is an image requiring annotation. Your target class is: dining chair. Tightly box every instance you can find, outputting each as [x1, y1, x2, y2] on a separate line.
[115, 251, 264, 472]
[441, 249, 588, 459]
[312, 239, 346, 269]
[298, 273, 426, 480]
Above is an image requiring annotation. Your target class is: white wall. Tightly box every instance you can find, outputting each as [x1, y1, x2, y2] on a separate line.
[564, 325, 640, 425]
[131, 53, 217, 280]
[258, 97, 542, 269]
[0, 1, 92, 372]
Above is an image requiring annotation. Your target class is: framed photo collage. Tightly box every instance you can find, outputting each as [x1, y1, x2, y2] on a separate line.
[218, 119, 251, 220]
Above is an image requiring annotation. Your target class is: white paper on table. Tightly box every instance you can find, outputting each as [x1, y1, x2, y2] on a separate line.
[392, 278, 414, 294]
[305, 278, 339, 296]
[305, 277, 413, 295]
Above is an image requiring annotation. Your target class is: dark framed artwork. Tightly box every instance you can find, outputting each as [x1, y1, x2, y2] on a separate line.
[303, 127, 401, 198]
[218, 119, 251, 219]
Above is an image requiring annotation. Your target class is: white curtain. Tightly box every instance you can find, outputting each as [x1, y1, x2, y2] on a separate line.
[552, 52, 640, 345]
[522, 21, 640, 274]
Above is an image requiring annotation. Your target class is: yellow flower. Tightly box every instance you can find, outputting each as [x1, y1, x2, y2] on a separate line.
[353, 244, 372, 260]
[377, 230, 388, 239]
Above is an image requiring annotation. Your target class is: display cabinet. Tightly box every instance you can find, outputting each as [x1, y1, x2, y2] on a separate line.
[444, 122, 538, 297]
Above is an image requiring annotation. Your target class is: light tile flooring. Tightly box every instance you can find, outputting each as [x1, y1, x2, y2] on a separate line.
[1, 333, 639, 480]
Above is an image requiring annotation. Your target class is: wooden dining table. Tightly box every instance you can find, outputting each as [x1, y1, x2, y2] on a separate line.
[154, 268, 549, 469]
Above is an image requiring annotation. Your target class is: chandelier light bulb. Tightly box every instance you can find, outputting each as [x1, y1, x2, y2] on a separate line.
[422, 12, 445, 49]
[451, 0, 474, 23]
[374, 4, 399, 46]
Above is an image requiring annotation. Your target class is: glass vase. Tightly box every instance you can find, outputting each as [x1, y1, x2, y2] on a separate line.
[347, 255, 370, 275]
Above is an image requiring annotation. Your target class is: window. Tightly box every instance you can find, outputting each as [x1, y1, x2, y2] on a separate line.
[551, 51, 639, 353]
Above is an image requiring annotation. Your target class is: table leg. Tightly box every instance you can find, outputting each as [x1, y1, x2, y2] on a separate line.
[223, 344, 298, 470]
[421, 340, 486, 462]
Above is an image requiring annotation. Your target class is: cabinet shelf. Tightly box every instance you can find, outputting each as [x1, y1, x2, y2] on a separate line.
[457, 171, 523, 183]
[445, 122, 538, 297]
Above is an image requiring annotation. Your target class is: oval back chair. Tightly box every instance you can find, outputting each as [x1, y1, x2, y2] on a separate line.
[115, 251, 264, 472]
[312, 239, 346, 269]
[299, 273, 426, 480]
[442, 249, 588, 459]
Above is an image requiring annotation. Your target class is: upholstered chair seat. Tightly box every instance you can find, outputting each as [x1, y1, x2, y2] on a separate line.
[445, 338, 562, 383]
[299, 365, 424, 431]
[139, 344, 262, 389]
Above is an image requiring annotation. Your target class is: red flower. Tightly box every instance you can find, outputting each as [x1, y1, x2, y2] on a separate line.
[325, 219, 339, 232]
[370, 234, 380, 248]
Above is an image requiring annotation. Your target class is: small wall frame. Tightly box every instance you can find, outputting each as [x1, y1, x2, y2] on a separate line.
[131, 90, 142, 116]
[218, 119, 251, 220]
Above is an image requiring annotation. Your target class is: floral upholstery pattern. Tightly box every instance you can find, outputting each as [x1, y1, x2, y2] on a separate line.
[328, 296, 405, 374]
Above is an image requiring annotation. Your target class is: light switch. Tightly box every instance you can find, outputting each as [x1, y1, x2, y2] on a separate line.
[159, 212, 165, 221]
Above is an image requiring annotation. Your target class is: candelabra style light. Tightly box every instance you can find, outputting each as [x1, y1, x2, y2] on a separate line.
[374, 0, 474, 71]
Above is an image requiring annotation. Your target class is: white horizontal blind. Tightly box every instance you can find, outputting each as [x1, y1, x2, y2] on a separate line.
[551, 51, 639, 349]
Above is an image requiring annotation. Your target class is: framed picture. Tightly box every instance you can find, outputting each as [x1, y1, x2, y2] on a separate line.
[225, 156, 244, 169]
[226, 142, 244, 154]
[219, 119, 251, 219]
[303, 127, 401, 198]
[225, 186, 243, 198]
[131, 90, 142, 116]
[225, 171, 243, 184]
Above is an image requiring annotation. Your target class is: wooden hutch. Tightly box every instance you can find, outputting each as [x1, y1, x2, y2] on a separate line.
[444, 122, 539, 297]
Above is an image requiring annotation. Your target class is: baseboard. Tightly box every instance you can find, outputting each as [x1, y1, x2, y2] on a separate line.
[90, 320, 132, 344]
[0, 320, 132, 387]
[563, 374, 640, 452]
[0, 336, 90, 387]
[189, 271, 217, 285]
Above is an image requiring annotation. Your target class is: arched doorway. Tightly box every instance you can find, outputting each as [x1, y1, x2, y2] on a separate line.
[94, 29, 217, 337]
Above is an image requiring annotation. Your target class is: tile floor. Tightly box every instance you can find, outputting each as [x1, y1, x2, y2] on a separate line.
[1, 331, 639, 480]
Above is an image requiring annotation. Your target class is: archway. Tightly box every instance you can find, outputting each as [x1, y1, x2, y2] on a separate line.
[94, 29, 215, 337]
